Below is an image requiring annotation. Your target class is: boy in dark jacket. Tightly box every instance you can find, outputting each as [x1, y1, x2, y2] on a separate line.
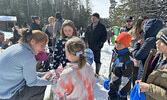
[104, 32, 134, 100]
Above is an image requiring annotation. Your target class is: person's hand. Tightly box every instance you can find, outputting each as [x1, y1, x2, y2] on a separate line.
[5, 39, 10, 45]
[138, 39, 144, 44]
[135, 80, 141, 84]
[50, 36, 53, 39]
[56, 65, 64, 75]
[42, 71, 53, 80]
[138, 81, 150, 92]
[104, 78, 111, 90]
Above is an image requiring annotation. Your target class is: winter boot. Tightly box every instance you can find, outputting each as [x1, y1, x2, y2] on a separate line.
[95, 63, 101, 78]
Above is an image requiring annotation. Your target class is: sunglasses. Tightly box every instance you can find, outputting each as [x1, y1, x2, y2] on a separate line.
[126, 20, 132, 22]
[115, 41, 121, 44]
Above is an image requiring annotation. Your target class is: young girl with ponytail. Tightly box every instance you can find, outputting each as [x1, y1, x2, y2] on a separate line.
[52, 37, 95, 100]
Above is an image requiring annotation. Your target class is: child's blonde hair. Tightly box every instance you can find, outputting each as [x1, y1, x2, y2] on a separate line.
[60, 20, 78, 39]
[65, 37, 86, 69]
[48, 16, 55, 22]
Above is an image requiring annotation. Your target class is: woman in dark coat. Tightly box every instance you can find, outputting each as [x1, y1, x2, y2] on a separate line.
[133, 19, 163, 80]
[10, 26, 21, 44]
[30, 16, 42, 31]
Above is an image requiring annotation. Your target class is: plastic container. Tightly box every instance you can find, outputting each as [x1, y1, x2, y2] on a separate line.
[112, 26, 120, 36]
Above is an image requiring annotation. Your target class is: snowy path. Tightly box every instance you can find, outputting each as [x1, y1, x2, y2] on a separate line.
[93, 42, 114, 100]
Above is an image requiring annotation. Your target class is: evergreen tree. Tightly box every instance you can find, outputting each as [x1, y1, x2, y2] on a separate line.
[110, 0, 167, 27]
[0, 0, 92, 29]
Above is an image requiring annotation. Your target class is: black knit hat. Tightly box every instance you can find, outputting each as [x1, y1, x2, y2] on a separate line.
[126, 16, 134, 22]
[158, 28, 167, 46]
[55, 12, 62, 19]
[92, 13, 100, 19]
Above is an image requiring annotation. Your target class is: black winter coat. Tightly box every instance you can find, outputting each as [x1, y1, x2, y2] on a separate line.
[45, 28, 52, 47]
[85, 22, 107, 50]
[31, 22, 42, 31]
[10, 30, 21, 44]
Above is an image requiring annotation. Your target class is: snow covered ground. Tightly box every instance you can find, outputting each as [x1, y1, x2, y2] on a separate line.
[92, 42, 114, 100]
[1, 30, 13, 40]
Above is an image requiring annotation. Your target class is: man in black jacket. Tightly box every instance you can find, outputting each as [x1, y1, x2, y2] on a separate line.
[85, 13, 107, 77]
[120, 16, 134, 33]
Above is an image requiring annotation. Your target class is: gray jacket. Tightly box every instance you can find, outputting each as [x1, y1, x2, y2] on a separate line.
[53, 19, 65, 40]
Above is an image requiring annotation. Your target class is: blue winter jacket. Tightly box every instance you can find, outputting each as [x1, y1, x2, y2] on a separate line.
[133, 19, 163, 79]
[0, 43, 51, 99]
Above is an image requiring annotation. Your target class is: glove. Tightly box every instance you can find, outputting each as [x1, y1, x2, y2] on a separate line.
[104, 78, 111, 90]
[85, 49, 94, 65]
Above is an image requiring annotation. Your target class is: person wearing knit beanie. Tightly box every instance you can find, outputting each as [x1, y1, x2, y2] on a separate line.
[157, 28, 167, 46]
[115, 32, 132, 50]
[85, 12, 107, 78]
[105, 32, 134, 99]
[91, 13, 100, 27]
[92, 13, 100, 19]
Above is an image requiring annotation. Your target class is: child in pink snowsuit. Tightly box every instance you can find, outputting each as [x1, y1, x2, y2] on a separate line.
[52, 37, 95, 100]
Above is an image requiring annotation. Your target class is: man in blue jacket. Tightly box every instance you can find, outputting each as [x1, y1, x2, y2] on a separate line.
[133, 19, 163, 79]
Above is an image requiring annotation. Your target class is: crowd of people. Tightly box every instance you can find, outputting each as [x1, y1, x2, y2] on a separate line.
[0, 11, 167, 100]
[105, 15, 167, 100]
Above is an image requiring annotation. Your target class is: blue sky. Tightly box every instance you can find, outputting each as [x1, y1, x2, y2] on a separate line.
[91, 0, 120, 18]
